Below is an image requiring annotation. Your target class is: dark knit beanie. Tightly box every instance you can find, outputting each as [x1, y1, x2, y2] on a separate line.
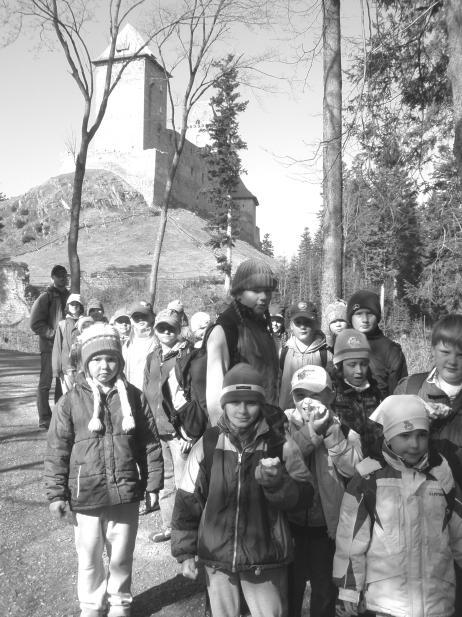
[230, 259, 277, 296]
[80, 323, 123, 373]
[220, 363, 266, 408]
[347, 290, 381, 324]
[333, 329, 370, 365]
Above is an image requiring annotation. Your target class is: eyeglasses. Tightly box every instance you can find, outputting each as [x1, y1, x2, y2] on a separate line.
[156, 324, 176, 334]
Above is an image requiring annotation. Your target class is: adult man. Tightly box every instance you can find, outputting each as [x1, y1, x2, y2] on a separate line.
[30, 264, 70, 429]
[206, 259, 279, 425]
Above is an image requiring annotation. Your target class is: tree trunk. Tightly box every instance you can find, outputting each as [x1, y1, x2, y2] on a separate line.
[321, 0, 343, 327]
[224, 203, 232, 294]
[446, 0, 462, 178]
[68, 139, 89, 293]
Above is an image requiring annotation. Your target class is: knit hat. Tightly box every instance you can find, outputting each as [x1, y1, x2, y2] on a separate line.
[333, 329, 370, 365]
[347, 290, 381, 324]
[79, 323, 135, 434]
[289, 300, 318, 322]
[66, 293, 83, 309]
[291, 364, 333, 395]
[369, 395, 429, 442]
[87, 298, 104, 312]
[155, 309, 181, 331]
[220, 363, 266, 408]
[167, 299, 184, 313]
[324, 300, 347, 325]
[230, 259, 277, 295]
[190, 311, 211, 334]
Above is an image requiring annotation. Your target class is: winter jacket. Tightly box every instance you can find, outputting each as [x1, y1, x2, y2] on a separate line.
[45, 376, 163, 511]
[366, 327, 407, 398]
[51, 315, 80, 378]
[285, 408, 345, 538]
[333, 447, 462, 617]
[171, 416, 313, 572]
[279, 333, 332, 410]
[30, 286, 70, 352]
[143, 340, 191, 435]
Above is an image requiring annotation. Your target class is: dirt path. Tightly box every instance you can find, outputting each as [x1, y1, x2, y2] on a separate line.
[0, 350, 206, 617]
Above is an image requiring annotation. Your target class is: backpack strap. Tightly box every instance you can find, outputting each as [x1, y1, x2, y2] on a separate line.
[319, 345, 327, 368]
[279, 345, 288, 371]
[405, 372, 428, 395]
[202, 426, 220, 483]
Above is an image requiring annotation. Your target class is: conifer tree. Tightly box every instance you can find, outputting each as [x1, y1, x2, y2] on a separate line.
[202, 54, 248, 293]
[261, 232, 274, 257]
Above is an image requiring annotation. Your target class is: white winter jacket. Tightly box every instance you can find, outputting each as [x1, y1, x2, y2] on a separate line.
[333, 447, 462, 617]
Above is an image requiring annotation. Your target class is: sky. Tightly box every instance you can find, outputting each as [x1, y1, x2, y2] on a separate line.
[0, 2, 365, 258]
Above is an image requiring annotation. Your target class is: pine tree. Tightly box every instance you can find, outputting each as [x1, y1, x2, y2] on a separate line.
[261, 232, 274, 257]
[202, 55, 248, 292]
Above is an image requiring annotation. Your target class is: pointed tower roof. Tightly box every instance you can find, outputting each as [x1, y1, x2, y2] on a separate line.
[93, 23, 166, 73]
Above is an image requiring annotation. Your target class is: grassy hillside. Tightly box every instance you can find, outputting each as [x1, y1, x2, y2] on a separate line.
[1, 170, 273, 286]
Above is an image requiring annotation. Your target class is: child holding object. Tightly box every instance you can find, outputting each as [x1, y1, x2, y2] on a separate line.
[171, 363, 313, 617]
[334, 395, 462, 617]
[45, 324, 163, 617]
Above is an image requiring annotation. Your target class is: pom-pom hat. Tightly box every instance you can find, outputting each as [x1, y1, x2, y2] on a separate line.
[80, 323, 123, 372]
[291, 365, 333, 394]
[347, 290, 381, 324]
[324, 300, 347, 325]
[369, 395, 429, 442]
[333, 329, 370, 365]
[220, 363, 266, 408]
[231, 259, 277, 295]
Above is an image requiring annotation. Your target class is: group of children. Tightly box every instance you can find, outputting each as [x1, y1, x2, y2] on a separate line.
[44, 270, 462, 617]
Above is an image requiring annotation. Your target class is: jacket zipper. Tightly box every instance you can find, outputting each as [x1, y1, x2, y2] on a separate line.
[232, 450, 243, 572]
[77, 465, 82, 498]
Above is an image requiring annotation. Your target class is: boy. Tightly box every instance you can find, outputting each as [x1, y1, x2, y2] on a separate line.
[279, 300, 331, 411]
[347, 290, 407, 398]
[45, 324, 163, 617]
[171, 363, 313, 617]
[284, 365, 345, 617]
[334, 394, 462, 617]
[52, 293, 84, 394]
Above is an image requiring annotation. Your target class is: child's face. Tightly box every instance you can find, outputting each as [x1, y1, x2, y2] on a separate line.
[291, 317, 315, 345]
[432, 342, 462, 385]
[89, 308, 104, 320]
[88, 353, 119, 385]
[155, 323, 179, 347]
[68, 302, 83, 317]
[237, 288, 272, 316]
[132, 313, 153, 335]
[342, 358, 369, 387]
[388, 429, 428, 465]
[351, 309, 377, 334]
[329, 320, 347, 335]
[114, 317, 131, 336]
[224, 400, 261, 430]
[292, 388, 334, 417]
[271, 319, 283, 334]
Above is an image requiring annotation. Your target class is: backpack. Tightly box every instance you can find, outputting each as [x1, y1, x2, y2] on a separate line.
[405, 372, 428, 395]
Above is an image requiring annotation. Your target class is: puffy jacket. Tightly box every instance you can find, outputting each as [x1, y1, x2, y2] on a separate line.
[334, 448, 462, 617]
[171, 416, 313, 572]
[45, 376, 163, 511]
[366, 327, 407, 398]
[30, 286, 70, 352]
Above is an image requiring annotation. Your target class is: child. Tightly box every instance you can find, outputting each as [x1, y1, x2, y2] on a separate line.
[87, 298, 108, 323]
[123, 301, 157, 391]
[334, 394, 462, 617]
[347, 290, 407, 398]
[324, 299, 347, 352]
[279, 300, 331, 411]
[331, 329, 383, 466]
[269, 303, 287, 354]
[110, 309, 132, 345]
[45, 323, 163, 617]
[171, 363, 313, 617]
[189, 311, 211, 347]
[284, 365, 345, 617]
[52, 293, 84, 394]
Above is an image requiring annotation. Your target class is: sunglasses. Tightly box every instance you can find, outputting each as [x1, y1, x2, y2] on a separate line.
[156, 324, 177, 334]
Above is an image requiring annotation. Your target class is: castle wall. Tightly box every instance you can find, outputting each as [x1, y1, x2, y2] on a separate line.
[0, 260, 30, 326]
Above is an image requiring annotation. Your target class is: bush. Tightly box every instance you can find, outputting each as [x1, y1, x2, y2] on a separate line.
[15, 218, 27, 229]
[22, 231, 36, 243]
[19, 207, 29, 216]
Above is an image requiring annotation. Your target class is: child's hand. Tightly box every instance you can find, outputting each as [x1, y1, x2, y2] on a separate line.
[49, 500, 67, 520]
[181, 557, 198, 580]
[308, 402, 333, 435]
[335, 600, 358, 616]
[255, 457, 283, 488]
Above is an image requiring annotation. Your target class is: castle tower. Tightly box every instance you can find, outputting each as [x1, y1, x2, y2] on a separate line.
[91, 24, 169, 153]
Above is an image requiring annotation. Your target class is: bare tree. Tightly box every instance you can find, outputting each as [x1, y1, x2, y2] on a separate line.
[16, 0, 175, 291]
[447, 0, 462, 178]
[147, 0, 270, 304]
[320, 0, 342, 325]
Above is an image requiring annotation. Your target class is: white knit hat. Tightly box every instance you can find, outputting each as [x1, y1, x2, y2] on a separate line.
[369, 395, 429, 442]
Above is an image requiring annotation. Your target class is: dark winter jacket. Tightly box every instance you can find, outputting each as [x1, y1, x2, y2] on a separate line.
[171, 416, 313, 572]
[30, 285, 70, 352]
[366, 327, 407, 398]
[45, 376, 163, 511]
[332, 374, 383, 459]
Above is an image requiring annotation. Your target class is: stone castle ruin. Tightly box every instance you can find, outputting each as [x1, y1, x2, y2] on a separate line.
[81, 25, 260, 246]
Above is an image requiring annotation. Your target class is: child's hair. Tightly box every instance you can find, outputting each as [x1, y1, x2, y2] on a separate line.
[431, 314, 462, 350]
